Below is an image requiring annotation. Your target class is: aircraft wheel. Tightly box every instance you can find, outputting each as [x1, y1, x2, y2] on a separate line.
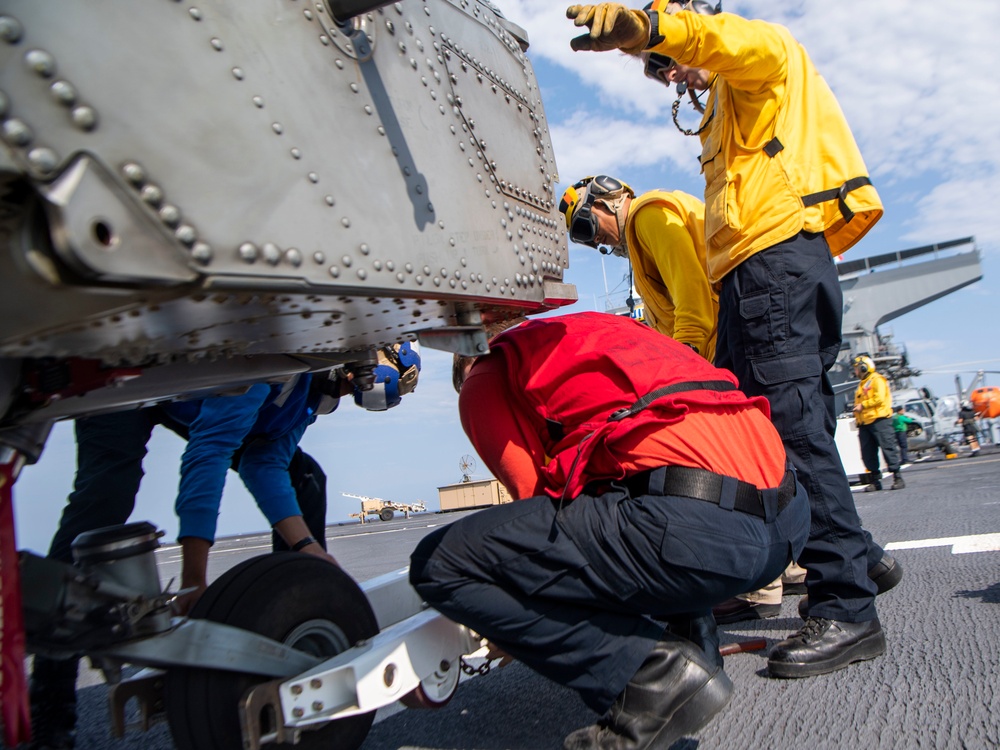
[399, 657, 461, 709]
[164, 553, 378, 750]
[379, 508, 394, 522]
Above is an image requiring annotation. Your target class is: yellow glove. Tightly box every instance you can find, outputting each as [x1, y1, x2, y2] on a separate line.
[567, 3, 651, 54]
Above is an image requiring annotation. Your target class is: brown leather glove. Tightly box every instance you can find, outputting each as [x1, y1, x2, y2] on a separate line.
[567, 3, 651, 54]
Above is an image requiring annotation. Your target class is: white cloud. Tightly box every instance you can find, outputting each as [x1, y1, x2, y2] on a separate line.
[504, 0, 1000, 253]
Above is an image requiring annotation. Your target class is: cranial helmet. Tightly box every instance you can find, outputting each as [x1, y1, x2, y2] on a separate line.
[559, 175, 634, 255]
[853, 355, 875, 378]
[354, 341, 421, 411]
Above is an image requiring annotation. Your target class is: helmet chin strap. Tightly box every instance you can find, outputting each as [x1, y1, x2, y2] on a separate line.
[598, 195, 630, 258]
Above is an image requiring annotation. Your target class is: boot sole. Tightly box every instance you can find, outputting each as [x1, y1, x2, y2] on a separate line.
[646, 669, 734, 749]
[766, 630, 886, 679]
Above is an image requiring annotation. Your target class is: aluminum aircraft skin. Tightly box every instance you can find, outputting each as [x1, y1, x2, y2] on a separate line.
[0, 0, 574, 442]
[0, 3, 575, 749]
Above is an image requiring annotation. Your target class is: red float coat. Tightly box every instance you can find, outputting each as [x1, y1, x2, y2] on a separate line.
[458, 312, 787, 500]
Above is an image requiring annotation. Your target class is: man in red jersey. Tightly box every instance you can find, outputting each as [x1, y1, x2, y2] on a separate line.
[411, 312, 809, 750]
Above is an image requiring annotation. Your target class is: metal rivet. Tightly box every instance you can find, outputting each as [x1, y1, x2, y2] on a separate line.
[210, 37, 223, 51]
[373, 260, 383, 271]
[335, 59, 344, 69]
[341, 255, 352, 267]
[25, 49, 56, 77]
[349, 83, 359, 93]
[304, 9, 314, 20]
[175, 225, 197, 246]
[341, 217, 351, 228]
[308, 172, 319, 183]
[292, 708, 304, 718]
[357, 268, 367, 279]
[253, 96, 265, 108]
[263, 242, 281, 265]
[27, 147, 58, 175]
[159, 205, 181, 227]
[377, 126, 385, 135]
[272, 122, 283, 134]
[313, 251, 325, 264]
[0, 16, 23, 44]
[49, 80, 76, 106]
[232, 67, 244, 80]
[2, 119, 32, 147]
[320, 35, 330, 45]
[71, 106, 97, 131]
[325, 195, 335, 206]
[239, 242, 259, 262]
[364, 105, 372, 115]
[396, 272, 405, 282]
[192, 242, 213, 264]
[189, 8, 203, 21]
[286, 248, 302, 266]
[122, 162, 145, 185]
[359, 243, 370, 255]
[291, 147, 302, 159]
[329, 265, 340, 277]
[140, 184, 163, 206]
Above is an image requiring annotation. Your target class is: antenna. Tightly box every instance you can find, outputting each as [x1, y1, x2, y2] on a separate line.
[459, 454, 476, 483]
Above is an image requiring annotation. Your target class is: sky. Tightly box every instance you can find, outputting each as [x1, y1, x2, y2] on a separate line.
[13, 0, 1000, 554]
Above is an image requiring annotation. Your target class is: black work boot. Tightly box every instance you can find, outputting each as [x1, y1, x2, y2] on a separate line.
[563, 633, 733, 750]
[890, 472, 906, 490]
[664, 613, 722, 669]
[28, 656, 79, 750]
[767, 617, 885, 678]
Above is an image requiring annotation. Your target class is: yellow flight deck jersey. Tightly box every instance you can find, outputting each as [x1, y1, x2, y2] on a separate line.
[645, 10, 883, 283]
[854, 371, 893, 426]
[624, 190, 718, 361]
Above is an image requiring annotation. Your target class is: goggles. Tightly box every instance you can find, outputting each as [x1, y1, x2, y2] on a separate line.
[559, 175, 633, 248]
[644, 52, 675, 84]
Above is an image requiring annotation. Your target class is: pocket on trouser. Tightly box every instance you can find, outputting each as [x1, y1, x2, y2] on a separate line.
[659, 517, 769, 580]
[751, 353, 826, 438]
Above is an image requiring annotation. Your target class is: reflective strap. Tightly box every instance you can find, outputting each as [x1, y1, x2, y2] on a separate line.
[801, 176, 872, 223]
[270, 374, 302, 408]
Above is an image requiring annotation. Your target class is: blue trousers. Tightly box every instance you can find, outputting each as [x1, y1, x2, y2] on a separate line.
[46, 409, 327, 562]
[715, 231, 881, 622]
[410, 478, 809, 712]
[859, 417, 901, 477]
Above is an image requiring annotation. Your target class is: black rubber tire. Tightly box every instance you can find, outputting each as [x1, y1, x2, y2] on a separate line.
[379, 508, 394, 522]
[164, 553, 378, 750]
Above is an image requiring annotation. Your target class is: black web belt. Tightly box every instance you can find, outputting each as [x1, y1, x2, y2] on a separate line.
[625, 465, 796, 519]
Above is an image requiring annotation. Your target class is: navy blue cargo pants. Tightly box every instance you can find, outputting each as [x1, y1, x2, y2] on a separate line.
[715, 230, 882, 622]
[411, 476, 809, 712]
[859, 417, 901, 478]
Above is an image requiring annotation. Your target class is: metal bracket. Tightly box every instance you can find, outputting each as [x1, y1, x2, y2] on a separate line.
[416, 326, 489, 356]
[108, 668, 166, 739]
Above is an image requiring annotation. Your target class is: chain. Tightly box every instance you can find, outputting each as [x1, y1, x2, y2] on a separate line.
[460, 656, 493, 677]
[671, 89, 714, 137]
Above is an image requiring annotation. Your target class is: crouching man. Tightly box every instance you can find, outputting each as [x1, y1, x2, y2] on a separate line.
[410, 312, 809, 749]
